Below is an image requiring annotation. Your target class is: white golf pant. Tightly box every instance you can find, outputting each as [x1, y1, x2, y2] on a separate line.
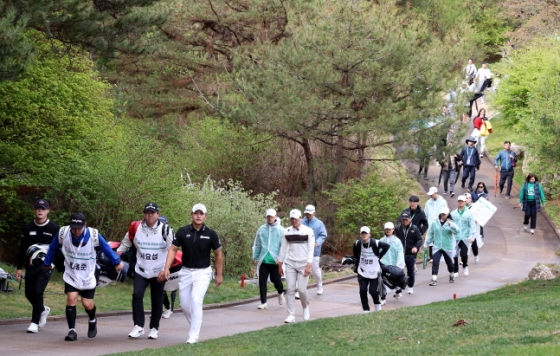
[312, 256, 322, 288]
[178, 267, 212, 341]
[285, 261, 309, 316]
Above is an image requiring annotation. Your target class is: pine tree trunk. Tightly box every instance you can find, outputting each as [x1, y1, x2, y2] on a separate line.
[302, 138, 315, 193]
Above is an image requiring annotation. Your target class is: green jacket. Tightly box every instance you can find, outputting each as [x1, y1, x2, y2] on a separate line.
[450, 208, 476, 242]
[425, 219, 458, 253]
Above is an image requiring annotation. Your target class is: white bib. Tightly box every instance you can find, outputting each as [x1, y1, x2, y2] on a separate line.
[62, 228, 97, 290]
[134, 223, 168, 279]
[358, 242, 380, 279]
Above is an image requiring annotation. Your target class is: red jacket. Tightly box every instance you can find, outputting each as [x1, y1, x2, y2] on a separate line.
[473, 116, 483, 130]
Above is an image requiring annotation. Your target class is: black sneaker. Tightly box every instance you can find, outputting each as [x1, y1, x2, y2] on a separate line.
[65, 329, 78, 341]
[429, 280, 437, 286]
[450, 192, 455, 197]
[449, 274, 455, 283]
[88, 320, 97, 338]
[461, 183, 465, 189]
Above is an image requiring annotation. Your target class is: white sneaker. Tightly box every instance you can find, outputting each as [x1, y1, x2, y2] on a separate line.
[374, 304, 382, 311]
[161, 309, 173, 319]
[295, 292, 300, 300]
[27, 323, 39, 333]
[363, 310, 371, 314]
[531, 229, 535, 235]
[523, 225, 529, 231]
[303, 307, 310, 321]
[475, 256, 479, 263]
[186, 337, 198, 344]
[380, 299, 386, 306]
[316, 287, 323, 295]
[393, 293, 401, 301]
[38, 306, 50, 328]
[453, 272, 459, 278]
[284, 315, 296, 323]
[407, 287, 414, 295]
[128, 325, 145, 338]
[278, 292, 285, 305]
[148, 328, 158, 339]
[464, 267, 469, 276]
[257, 303, 268, 310]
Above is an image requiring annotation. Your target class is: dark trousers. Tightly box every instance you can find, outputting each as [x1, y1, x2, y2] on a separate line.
[404, 255, 416, 288]
[468, 93, 484, 117]
[132, 275, 165, 329]
[462, 166, 476, 190]
[163, 292, 170, 310]
[480, 78, 492, 93]
[24, 267, 52, 324]
[258, 263, 285, 304]
[453, 241, 469, 272]
[523, 200, 538, 229]
[357, 274, 380, 311]
[431, 250, 454, 276]
[418, 156, 429, 177]
[499, 169, 514, 196]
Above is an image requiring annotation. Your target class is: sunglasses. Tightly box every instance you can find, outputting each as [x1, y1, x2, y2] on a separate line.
[477, 186, 484, 188]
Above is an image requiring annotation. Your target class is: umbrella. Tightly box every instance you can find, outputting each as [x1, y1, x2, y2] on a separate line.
[494, 170, 499, 197]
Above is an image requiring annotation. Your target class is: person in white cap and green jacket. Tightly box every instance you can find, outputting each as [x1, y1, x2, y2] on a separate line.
[379, 222, 405, 303]
[423, 186, 448, 261]
[302, 204, 327, 295]
[425, 207, 458, 286]
[252, 209, 286, 310]
[450, 195, 476, 278]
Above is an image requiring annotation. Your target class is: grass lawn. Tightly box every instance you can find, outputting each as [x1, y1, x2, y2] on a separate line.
[110, 277, 560, 355]
[0, 262, 352, 320]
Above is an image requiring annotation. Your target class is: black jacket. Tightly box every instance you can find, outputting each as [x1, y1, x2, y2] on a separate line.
[395, 223, 423, 256]
[401, 207, 429, 235]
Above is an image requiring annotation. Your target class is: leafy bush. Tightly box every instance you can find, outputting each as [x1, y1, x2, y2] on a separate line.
[326, 173, 408, 251]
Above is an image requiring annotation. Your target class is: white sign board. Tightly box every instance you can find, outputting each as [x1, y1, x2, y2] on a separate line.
[469, 197, 497, 227]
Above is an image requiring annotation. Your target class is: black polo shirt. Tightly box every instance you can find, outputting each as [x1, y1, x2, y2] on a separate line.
[173, 224, 221, 269]
[17, 220, 60, 269]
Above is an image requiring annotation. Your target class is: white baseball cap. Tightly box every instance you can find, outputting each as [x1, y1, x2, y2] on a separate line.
[265, 208, 277, 217]
[384, 222, 394, 229]
[289, 209, 302, 219]
[360, 226, 370, 234]
[440, 207, 450, 215]
[457, 195, 467, 202]
[304, 205, 316, 214]
[192, 203, 207, 214]
[427, 187, 438, 196]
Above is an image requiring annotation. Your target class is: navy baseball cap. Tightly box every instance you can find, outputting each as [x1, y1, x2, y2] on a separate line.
[70, 213, 86, 229]
[34, 199, 50, 209]
[144, 202, 159, 213]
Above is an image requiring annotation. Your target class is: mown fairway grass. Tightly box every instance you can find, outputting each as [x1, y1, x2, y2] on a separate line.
[110, 277, 560, 356]
[0, 262, 352, 319]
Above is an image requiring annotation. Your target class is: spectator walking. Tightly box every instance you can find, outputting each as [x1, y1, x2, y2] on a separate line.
[471, 182, 489, 262]
[127, 203, 173, 340]
[440, 144, 461, 196]
[476, 62, 493, 103]
[424, 187, 448, 261]
[395, 213, 423, 294]
[401, 196, 429, 236]
[353, 226, 390, 312]
[459, 137, 481, 192]
[302, 204, 327, 295]
[15, 199, 60, 334]
[43, 213, 123, 341]
[472, 109, 493, 156]
[465, 58, 477, 86]
[494, 141, 518, 199]
[159, 204, 223, 344]
[252, 209, 286, 310]
[450, 196, 476, 278]
[380, 222, 405, 303]
[278, 209, 315, 323]
[519, 174, 546, 235]
[425, 207, 458, 286]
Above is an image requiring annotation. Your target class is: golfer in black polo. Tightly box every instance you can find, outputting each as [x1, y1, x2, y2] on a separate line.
[16, 199, 59, 333]
[159, 203, 223, 344]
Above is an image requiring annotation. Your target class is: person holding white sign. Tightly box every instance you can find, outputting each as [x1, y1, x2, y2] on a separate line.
[451, 196, 476, 277]
[471, 182, 489, 262]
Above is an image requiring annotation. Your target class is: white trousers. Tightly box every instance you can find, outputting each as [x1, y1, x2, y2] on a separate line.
[311, 256, 322, 288]
[178, 267, 212, 341]
[285, 261, 309, 316]
[478, 136, 488, 155]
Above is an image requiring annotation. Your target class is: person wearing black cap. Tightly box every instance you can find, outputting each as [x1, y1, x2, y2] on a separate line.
[15, 199, 60, 334]
[395, 212, 423, 294]
[458, 137, 481, 192]
[401, 196, 429, 236]
[127, 203, 173, 340]
[43, 213, 123, 341]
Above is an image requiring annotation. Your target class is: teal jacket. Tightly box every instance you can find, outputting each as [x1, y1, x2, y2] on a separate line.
[379, 235, 405, 269]
[252, 218, 284, 265]
[425, 219, 458, 253]
[450, 208, 476, 242]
